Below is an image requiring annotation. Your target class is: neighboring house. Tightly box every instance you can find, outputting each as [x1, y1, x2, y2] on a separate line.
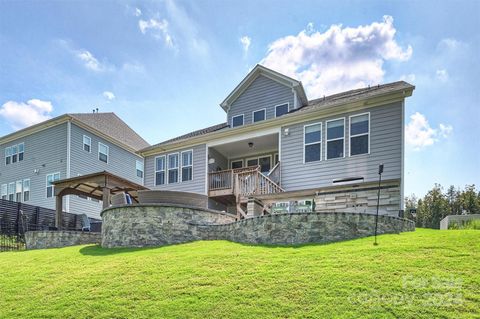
[0, 112, 148, 219]
[140, 65, 415, 217]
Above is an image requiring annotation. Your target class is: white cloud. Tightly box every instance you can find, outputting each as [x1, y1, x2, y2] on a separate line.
[103, 91, 115, 101]
[405, 112, 453, 150]
[240, 36, 251, 53]
[138, 18, 174, 48]
[261, 16, 412, 97]
[436, 69, 449, 82]
[400, 73, 416, 83]
[135, 8, 142, 17]
[0, 99, 54, 130]
[77, 50, 107, 72]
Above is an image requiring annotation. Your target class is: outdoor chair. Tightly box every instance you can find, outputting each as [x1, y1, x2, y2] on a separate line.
[80, 214, 91, 232]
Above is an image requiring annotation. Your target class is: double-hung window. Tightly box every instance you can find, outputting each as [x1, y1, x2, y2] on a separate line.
[23, 179, 30, 201]
[11, 145, 18, 163]
[136, 160, 144, 178]
[155, 156, 166, 185]
[326, 118, 345, 159]
[304, 123, 322, 163]
[253, 109, 266, 123]
[15, 180, 22, 202]
[181, 151, 193, 182]
[275, 103, 289, 117]
[232, 115, 244, 128]
[350, 113, 370, 156]
[5, 147, 11, 165]
[1, 184, 7, 200]
[98, 143, 109, 163]
[46, 172, 60, 198]
[168, 153, 179, 184]
[83, 135, 91, 152]
[18, 143, 24, 161]
[8, 182, 15, 201]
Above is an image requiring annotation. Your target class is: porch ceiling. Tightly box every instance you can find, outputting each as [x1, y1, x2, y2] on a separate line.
[211, 133, 278, 158]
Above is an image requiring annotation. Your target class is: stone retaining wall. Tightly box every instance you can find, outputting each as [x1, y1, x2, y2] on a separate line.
[101, 204, 414, 248]
[25, 231, 102, 250]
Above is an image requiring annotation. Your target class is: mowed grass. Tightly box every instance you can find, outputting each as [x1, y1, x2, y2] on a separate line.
[0, 229, 478, 319]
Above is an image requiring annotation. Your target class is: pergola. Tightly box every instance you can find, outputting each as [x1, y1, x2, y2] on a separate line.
[53, 171, 148, 229]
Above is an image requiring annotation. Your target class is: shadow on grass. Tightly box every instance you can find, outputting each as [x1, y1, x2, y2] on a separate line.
[79, 244, 170, 256]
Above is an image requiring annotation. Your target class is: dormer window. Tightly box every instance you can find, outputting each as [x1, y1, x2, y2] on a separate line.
[275, 103, 289, 117]
[232, 115, 244, 128]
[253, 109, 266, 123]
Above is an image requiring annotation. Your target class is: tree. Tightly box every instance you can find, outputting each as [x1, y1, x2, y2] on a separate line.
[416, 184, 449, 229]
[458, 184, 480, 214]
[446, 185, 461, 215]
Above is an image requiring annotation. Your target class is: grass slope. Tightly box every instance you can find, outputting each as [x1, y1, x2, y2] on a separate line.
[0, 229, 478, 319]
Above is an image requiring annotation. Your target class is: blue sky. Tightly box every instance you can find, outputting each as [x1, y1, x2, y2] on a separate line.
[0, 0, 479, 197]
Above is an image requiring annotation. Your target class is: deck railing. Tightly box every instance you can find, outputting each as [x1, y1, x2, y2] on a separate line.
[208, 169, 233, 191]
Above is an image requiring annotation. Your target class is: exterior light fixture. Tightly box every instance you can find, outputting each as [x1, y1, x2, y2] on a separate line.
[248, 142, 254, 148]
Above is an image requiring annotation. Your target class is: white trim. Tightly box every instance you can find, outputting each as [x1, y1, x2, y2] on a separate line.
[400, 103, 405, 210]
[154, 155, 166, 186]
[136, 159, 144, 180]
[325, 117, 346, 160]
[348, 112, 370, 157]
[303, 122, 322, 164]
[167, 152, 180, 184]
[230, 159, 244, 169]
[204, 145, 209, 195]
[206, 127, 280, 148]
[82, 134, 91, 153]
[66, 121, 71, 211]
[231, 114, 244, 128]
[98, 142, 109, 164]
[252, 108, 266, 123]
[15, 180, 23, 202]
[246, 157, 259, 167]
[293, 89, 298, 109]
[274, 102, 290, 118]
[181, 149, 194, 182]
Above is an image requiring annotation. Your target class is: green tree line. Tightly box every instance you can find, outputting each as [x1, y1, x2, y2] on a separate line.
[405, 184, 480, 229]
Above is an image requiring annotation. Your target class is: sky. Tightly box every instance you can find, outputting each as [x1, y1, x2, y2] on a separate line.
[0, 0, 479, 197]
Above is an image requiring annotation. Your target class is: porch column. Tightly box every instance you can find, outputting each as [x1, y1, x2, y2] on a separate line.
[55, 194, 63, 229]
[102, 187, 111, 209]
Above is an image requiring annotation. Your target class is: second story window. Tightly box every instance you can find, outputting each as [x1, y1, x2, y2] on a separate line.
[350, 113, 370, 156]
[4, 143, 24, 165]
[168, 153, 179, 184]
[98, 143, 109, 163]
[326, 118, 345, 159]
[11, 145, 18, 163]
[1, 184, 7, 200]
[5, 147, 11, 165]
[253, 109, 266, 123]
[83, 135, 91, 152]
[232, 115, 244, 128]
[181, 150, 193, 182]
[136, 160, 144, 178]
[18, 143, 24, 161]
[23, 179, 30, 202]
[275, 103, 289, 117]
[46, 172, 60, 198]
[304, 123, 322, 163]
[155, 156, 166, 186]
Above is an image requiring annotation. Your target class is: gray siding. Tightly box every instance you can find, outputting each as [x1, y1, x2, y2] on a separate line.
[145, 144, 207, 194]
[228, 75, 294, 126]
[0, 124, 68, 211]
[69, 123, 144, 218]
[280, 102, 403, 191]
[208, 148, 228, 172]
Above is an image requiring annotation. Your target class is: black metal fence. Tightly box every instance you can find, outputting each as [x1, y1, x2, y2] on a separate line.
[0, 199, 100, 252]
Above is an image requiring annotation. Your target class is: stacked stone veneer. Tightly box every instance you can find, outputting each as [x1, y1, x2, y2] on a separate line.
[25, 231, 101, 250]
[101, 204, 414, 248]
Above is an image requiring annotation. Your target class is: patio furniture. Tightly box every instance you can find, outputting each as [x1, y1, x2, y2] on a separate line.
[80, 214, 91, 232]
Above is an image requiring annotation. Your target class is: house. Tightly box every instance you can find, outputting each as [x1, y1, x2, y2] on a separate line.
[0, 112, 148, 219]
[139, 65, 414, 218]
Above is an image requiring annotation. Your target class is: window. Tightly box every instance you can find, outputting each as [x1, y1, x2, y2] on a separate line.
[15, 180, 22, 202]
[8, 182, 15, 201]
[18, 143, 24, 161]
[350, 113, 370, 156]
[232, 115, 244, 128]
[275, 103, 289, 117]
[168, 153, 179, 184]
[181, 150, 193, 182]
[98, 143, 109, 163]
[274, 153, 279, 165]
[253, 109, 266, 123]
[1, 184, 7, 200]
[83, 135, 91, 152]
[231, 160, 243, 169]
[155, 156, 166, 186]
[258, 156, 271, 174]
[11, 145, 18, 163]
[246, 158, 258, 167]
[304, 123, 322, 163]
[136, 160, 144, 178]
[46, 172, 60, 198]
[326, 118, 345, 159]
[22, 179, 30, 202]
[5, 147, 11, 165]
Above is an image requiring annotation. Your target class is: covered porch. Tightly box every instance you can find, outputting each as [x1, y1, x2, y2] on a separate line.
[52, 171, 148, 229]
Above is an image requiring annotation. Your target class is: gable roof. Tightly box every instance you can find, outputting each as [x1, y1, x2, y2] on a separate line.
[140, 81, 414, 154]
[220, 64, 309, 112]
[0, 112, 149, 152]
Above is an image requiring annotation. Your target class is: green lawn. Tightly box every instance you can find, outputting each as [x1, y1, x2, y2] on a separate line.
[0, 229, 478, 319]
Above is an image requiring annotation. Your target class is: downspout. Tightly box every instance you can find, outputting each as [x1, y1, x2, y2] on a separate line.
[66, 120, 71, 212]
[400, 100, 405, 211]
